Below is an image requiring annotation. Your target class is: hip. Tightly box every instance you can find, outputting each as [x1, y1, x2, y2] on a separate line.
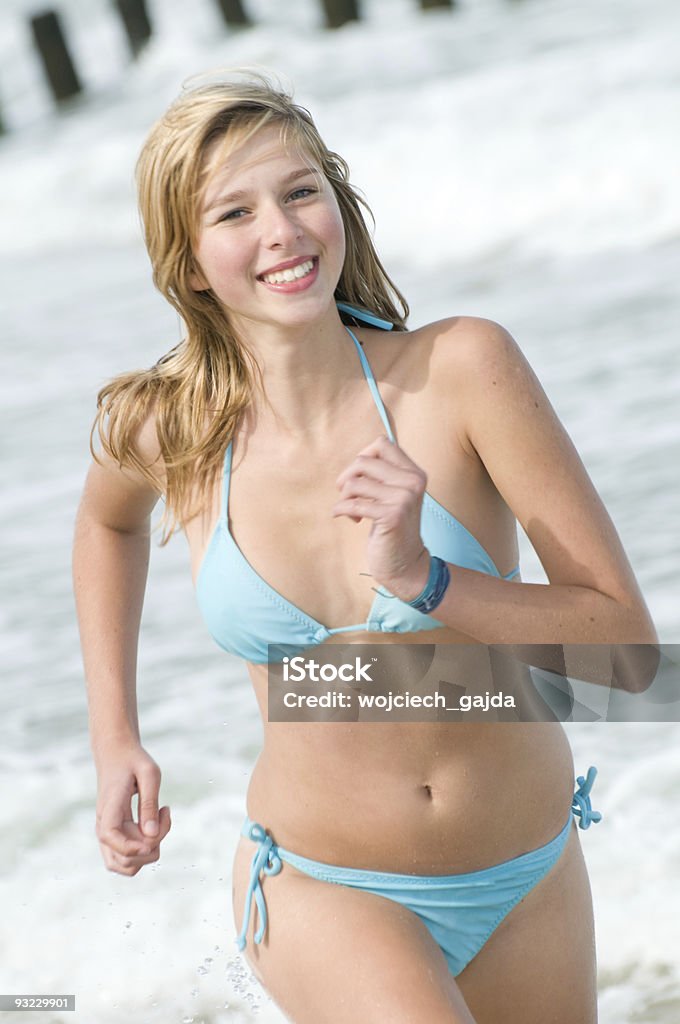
[246, 720, 575, 874]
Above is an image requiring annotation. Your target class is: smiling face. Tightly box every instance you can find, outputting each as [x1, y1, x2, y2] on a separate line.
[190, 124, 346, 339]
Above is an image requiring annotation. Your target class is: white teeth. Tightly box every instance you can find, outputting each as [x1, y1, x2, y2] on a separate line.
[262, 259, 314, 285]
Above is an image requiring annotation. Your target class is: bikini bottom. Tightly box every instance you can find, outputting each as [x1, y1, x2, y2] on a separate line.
[236, 766, 601, 976]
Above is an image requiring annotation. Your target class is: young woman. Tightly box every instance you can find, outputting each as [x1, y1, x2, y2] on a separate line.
[73, 72, 657, 1023]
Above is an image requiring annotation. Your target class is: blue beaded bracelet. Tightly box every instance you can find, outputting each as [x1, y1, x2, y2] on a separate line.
[406, 555, 450, 614]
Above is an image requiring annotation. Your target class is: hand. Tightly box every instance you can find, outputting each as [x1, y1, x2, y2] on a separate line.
[95, 744, 172, 876]
[333, 435, 430, 599]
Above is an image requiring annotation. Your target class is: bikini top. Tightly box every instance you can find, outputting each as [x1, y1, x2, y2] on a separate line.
[196, 311, 519, 664]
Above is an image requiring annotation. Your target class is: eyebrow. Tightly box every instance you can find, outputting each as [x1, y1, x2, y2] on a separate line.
[203, 166, 320, 214]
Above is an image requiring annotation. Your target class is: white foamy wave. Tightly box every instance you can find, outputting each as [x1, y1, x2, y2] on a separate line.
[0, 0, 678, 260]
[1, 1, 679, 1021]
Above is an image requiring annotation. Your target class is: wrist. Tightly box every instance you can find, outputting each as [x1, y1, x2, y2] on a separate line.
[400, 552, 451, 614]
[91, 728, 142, 765]
[386, 548, 431, 603]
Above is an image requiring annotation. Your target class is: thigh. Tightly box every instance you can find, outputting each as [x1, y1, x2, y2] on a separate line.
[232, 837, 476, 1024]
[457, 824, 598, 1024]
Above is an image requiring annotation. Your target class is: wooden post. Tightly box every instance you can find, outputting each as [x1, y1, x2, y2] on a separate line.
[113, 0, 152, 58]
[320, 0, 360, 29]
[214, 0, 251, 27]
[420, 0, 454, 9]
[30, 10, 83, 104]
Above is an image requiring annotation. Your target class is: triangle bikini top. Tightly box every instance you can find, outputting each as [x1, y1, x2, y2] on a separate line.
[195, 309, 519, 664]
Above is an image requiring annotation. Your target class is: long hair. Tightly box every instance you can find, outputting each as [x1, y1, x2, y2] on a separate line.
[92, 70, 409, 542]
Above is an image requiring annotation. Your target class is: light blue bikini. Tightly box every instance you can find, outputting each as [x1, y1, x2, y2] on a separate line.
[238, 768, 602, 976]
[196, 320, 519, 664]
[192, 302, 602, 975]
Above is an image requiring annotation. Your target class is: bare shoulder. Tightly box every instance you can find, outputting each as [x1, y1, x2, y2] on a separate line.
[359, 314, 528, 432]
[80, 404, 164, 533]
[430, 315, 546, 414]
[358, 315, 508, 369]
[412, 317, 651, 612]
[381, 315, 521, 376]
[414, 315, 525, 378]
[129, 404, 165, 478]
[395, 316, 533, 446]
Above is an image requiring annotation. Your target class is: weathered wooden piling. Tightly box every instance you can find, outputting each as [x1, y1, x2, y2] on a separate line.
[214, 0, 251, 28]
[113, 0, 152, 58]
[320, 0, 360, 29]
[30, 10, 83, 104]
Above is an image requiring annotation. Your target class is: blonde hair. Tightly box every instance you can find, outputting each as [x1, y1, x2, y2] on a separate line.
[92, 70, 409, 542]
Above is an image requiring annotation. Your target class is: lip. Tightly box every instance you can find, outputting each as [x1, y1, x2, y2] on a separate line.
[257, 256, 319, 293]
[256, 255, 317, 279]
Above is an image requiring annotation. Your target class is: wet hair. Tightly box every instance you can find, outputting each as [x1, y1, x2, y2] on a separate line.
[92, 69, 409, 542]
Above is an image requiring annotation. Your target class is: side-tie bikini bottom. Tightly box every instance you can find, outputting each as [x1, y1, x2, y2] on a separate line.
[236, 766, 601, 976]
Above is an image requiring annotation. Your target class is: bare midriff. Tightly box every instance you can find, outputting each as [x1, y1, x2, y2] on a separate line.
[243, 630, 575, 876]
[182, 325, 578, 876]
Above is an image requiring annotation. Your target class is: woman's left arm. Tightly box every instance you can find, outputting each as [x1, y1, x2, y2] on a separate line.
[334, 319, 657, 653]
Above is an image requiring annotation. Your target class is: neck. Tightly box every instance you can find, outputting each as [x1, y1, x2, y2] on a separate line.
[236, 311, 362, 440]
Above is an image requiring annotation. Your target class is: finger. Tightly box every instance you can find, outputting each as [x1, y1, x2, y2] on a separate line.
[136, 761, 162, 838]
[102, 822, 167, 867]
[157, 805, 172, 839]
[335, 476, 400, 508]
[97, 820, 149, 858]
[100, 807, 171, 869]
[337, 442, 425, 490]
[353, 435, 418, 470]
[104, 846, 158, 876]
[96, 778, 145, 855]
[98, 798, 169, 852]
[332, 498, 387, 522]
[337, 456, 425, 493]
[103, 854, 139, 877]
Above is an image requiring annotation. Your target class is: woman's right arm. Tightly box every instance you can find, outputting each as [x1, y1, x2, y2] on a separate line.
[73, 414, 171, 874]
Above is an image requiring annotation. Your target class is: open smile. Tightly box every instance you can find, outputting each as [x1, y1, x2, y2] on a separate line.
[257, 256, 319, 292]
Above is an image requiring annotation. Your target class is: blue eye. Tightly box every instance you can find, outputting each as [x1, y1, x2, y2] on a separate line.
[219, 208, 247, 222]
[289, 187, 316, 201]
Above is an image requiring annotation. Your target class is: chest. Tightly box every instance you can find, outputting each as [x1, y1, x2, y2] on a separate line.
[224, 438, 386, 628]
[190, 419, 511, 636]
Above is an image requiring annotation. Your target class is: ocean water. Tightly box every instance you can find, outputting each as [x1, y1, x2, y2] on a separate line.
[0, 0, 678, 1020]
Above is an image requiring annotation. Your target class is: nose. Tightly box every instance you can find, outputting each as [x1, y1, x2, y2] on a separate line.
[262, 201, 303, 248]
